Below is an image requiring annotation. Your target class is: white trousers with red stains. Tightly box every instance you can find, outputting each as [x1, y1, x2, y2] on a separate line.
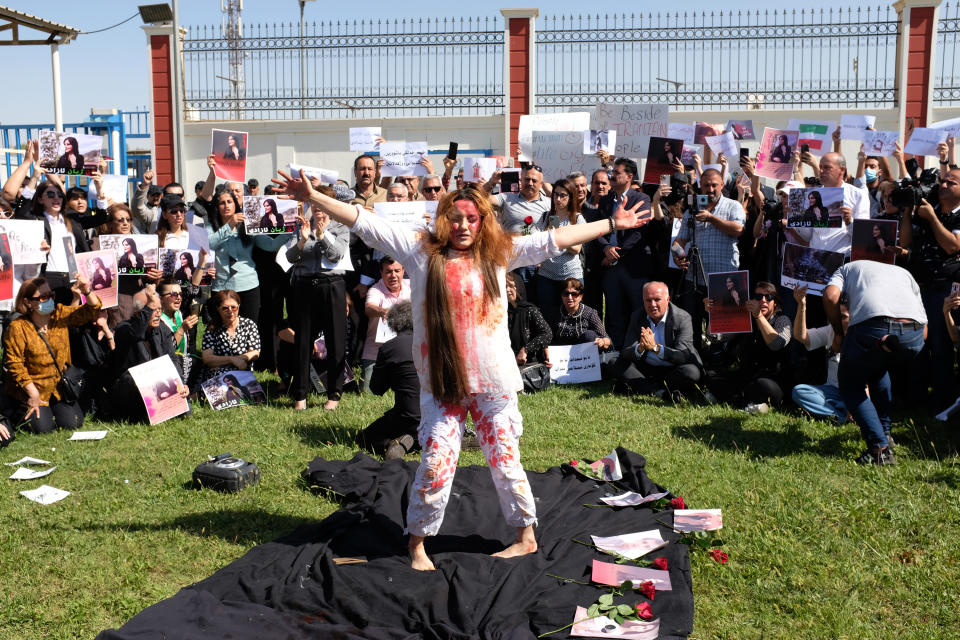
[406, 391, 538, 537]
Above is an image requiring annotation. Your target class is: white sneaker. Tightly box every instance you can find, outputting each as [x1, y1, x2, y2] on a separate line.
[743, 402, 770, 415]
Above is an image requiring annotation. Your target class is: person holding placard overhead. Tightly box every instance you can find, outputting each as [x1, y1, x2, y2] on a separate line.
[286, 183, 351, 412]
[361, 256, 411, 393]
[272, 166, 651, 571]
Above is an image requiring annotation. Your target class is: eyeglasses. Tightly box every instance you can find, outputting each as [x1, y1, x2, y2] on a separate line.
[161, 291, 182, 298]
[423, 186, 442, 193]
[752, 293, 775, 301]
[219, 305, 239, 312]
[44, 191, 63, 199]
[166, 206, 186, 213]
[554, 192, 570, 199]
[562, 290, 582, 298]
[30, 293, 53, 302]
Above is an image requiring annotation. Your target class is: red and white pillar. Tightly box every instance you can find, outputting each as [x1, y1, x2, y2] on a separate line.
[501, 9, 538, 162]
[894, 0, 944, 163]
[142, 24, 178, 184]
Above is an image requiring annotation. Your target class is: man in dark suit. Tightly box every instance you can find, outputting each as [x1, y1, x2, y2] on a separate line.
[616, 281, 703, 399]
[597, 157, 664, 350]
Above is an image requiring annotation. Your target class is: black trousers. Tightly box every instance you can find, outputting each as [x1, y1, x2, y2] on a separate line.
[237, 287, 261, 323]
[356, 411, 419, 455]
[619, 359, 701, 394]
[290, 275, 346, 401]
[18, 399, 85, 434]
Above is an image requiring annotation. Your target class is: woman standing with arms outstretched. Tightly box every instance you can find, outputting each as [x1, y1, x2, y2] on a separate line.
[274, 170, 650, 571]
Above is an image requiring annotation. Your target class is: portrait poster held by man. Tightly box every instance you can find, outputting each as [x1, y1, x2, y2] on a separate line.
[273, 165, 652, 571]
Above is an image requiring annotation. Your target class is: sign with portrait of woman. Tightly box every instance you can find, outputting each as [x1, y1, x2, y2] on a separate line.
[241, 196, 298, 234]
[211, 129, 248, 183]
[850, 219, 898, 265]
[707, 270, 752, 334]
[75, 249, 118, 308]
[37, 130, 102, 175]
[98, 234, 158, 276]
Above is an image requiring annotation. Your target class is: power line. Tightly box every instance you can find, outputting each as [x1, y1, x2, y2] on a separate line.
[78, 12, 140, 35]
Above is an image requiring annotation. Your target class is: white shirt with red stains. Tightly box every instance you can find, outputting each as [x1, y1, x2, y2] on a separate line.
[351, 205, 563, 396]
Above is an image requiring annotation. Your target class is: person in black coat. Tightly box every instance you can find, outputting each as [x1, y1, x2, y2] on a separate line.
[506, 273, 552, 366]
[355, 301, 421, 459]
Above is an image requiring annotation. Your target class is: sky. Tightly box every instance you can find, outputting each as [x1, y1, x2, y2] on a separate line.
[0, 0, 880, 127]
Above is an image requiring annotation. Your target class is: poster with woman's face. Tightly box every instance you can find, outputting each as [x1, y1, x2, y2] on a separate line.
[754, 128, 799, 181]
[851, 219, 898, 265]
[786, 187, 844, 228]
[242, 196, 298, 234]
[76, 249, 118, 308]
[128, 355, 189, 425]
[211, 129, 248, 183]
[159, 248, 213, 285]
[642, 137, 684, 185]
[0, 233, 13, 303]
[200, 370, 266, 410]
[707, 270, 752, 334]
[98, 234, 159, 275]
[37, 130, 102, 175]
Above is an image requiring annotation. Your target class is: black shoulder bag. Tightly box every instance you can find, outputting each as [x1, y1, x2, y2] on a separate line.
[31, 322, 85, 404]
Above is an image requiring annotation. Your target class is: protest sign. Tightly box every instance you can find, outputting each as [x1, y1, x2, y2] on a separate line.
[62, 236, 78, 280]
[583, 129, 616, 154]
[87, 174, 128, 205]
[0, 233, 11, 302]
[286, 163, 338, 184]
[76, 249, 118, 308]
[128, 355, 189, 425]
[211, 129, 248, 182]
[462, 157, 498, 183]
[851, 219, 898, 265]
[693, 122, 724, 145]
[500, 168, 521, 195]
[98, 234, 158, 276]
[667, 122, 695, 145]
[531, 130, 601, 182]
[242, 195, 298, 234]
[862, 130, 899, 157]
[726, 119, 755, 140]
[788, 118, 835, 155]
[930, 116, 960, 139]
[679, 143, 702, 167]
[786, 187, 845, 228]
[548, 342, 602, 384]
[0, 219, 44, 265]
[754, 128, 799, 181]
[641, 137, 684, 185]
[518, 112, 590, 160]
[379, 141, 428, 177]
[349, 127, 381, 151]
[159, 248, 212, 286]
[840, 114, 876, 141]
[704, 131, 738, 159]
[707, 270, 752, 334]
[37, 130, 101, 175]
[780, 242, 845, 296]
[593, 103, 669, 157]
[373, 200, 437, 233]
[904, 127, 949, 157]
[201, 370, 267, 410]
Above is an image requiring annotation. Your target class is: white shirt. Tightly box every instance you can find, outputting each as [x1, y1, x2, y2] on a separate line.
[163, 228, 190, 251]
[43, 212, 73, 273]
[804, 324, 840, 387]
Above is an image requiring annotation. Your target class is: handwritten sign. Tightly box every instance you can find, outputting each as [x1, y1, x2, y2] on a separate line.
[87, 174, 129, 204]
[531, 131, 602, 182]
[287, 163, 338, 185]
[349, 127, 381, 151]
[667, 122, 695, 145]
[373, 200, 437, 233]
[379, 141, 428, 177]
[840, 114, 876, 141]
[904, 127, 949, 157]
[930, 116, 960, 139]
[862, 130, 899, 157]
[0, 219, 45, 264]
[548, 342, 601, 384]
[704, 131, 738, 158]
[593, 103, 669, 157]
[518, 112, 590, 161]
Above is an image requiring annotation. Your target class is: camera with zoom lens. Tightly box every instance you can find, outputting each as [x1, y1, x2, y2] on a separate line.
[664, 174, 690, 206]
[763, 200, 784, 223]
[891, 168, 940, 209]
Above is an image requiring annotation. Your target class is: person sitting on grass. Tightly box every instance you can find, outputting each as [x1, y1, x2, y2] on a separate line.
[790, 284, 849, 424]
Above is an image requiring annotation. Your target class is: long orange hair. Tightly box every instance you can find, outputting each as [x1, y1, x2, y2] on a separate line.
[421, 188, 513, 405]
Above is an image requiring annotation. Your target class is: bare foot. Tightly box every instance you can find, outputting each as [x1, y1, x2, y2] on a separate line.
[323, 399, 339, 411]
[409, 535, 435, 571]
[294, 399, 307, 411]
[492, 525, 537, 559]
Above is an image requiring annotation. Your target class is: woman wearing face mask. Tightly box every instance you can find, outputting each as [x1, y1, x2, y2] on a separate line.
[3, 275, 101, 433]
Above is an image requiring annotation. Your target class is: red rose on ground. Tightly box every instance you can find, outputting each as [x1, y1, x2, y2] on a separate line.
[710, 548, 729, 565]
[634, 602, 653, 620]
[524, 215, 534, 224]
[569, 459, 578, 466]
[670, 496, 685, 509]
[651, 558, 668, 571]
[639, 580, 655, 600]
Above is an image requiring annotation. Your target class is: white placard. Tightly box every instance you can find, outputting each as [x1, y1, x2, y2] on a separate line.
[591, 530, 668, 560]
[518, 112, 590, 161]
[349, 127, 381, 151]
[374, 318, 397, 344]
[593, 103, 670, 157]
[548, 342, 602, 384]
[87, 174, 129, 204]
[379, 141, 428, 177]
[583, 129, 616, 154]
[531, 130, 602, 183]
[9, 465, 56, 480]
[373, 200, 436, 233]
[20, 484, 70, 505]
[570, 606, 660, 640]
[904, 127, 949, 157]
[462, 157, 498, 183]
[704, 131, 738, 158]
[862, 130, 899, 157]
[0, 219, 45, 264]
[840, 114, 876, 141]
[930, 116, 960, 139]
[69, 430, 107, 441]
[5, 456, 51, 466]
[667, 122, 695, 146]
[286, 163, 338, 185]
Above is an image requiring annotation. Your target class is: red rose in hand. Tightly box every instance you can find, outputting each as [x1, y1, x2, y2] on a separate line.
[569, 459, 579, 466]
[639, 580, 655, 600]
[710, 548, 729, 565]
[524, 215, 534, 224]
[651, 557, 668, 571]
[670, 496, 685, 509]
[634, 602, 653, 621]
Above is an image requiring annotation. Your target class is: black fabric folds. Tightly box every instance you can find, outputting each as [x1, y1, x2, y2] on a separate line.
[97, 448, 693, 640]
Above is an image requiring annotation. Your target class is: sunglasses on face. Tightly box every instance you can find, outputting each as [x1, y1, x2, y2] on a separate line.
[219, 305, 239, 312]
[166, 206, 186, 214]
[30, 293, 53, 302]
[44, 191, 63, 199]
[562, 290, 582, 298]
[161, 291, 182, 298]
[752, 293, 775, 301]
[423, 186, 442, 193]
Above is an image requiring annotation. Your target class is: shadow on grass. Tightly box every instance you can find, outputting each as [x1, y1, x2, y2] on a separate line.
[290, 420, 361, 450]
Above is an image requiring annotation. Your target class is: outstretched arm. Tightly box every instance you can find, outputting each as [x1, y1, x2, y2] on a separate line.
[273, 169, 360, 228]
[553, 198, 651, 250]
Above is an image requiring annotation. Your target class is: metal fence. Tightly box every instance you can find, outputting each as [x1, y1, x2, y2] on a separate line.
[182, 17, 504, 121]
[535, 7, 900, 112]
[936, 1, 960, 106]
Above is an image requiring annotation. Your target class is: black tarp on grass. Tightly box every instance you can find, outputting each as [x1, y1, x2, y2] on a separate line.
[97, 448, 693, 640]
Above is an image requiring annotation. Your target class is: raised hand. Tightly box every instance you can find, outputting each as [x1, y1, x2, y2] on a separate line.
[272, 169, 317, 203]
[612, 198, 652, 230]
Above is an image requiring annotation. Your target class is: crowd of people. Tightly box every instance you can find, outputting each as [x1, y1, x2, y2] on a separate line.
[0, 125, 957, 476]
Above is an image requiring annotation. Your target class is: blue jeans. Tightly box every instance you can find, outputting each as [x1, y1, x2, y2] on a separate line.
[792, 383, 847, 423]
[838, 318, 924, 449]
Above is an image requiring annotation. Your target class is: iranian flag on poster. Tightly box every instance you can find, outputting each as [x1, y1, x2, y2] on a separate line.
[788, 119, 835, 156]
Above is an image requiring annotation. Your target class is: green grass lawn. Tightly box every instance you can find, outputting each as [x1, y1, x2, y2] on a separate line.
[1, 382, 958, 639]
